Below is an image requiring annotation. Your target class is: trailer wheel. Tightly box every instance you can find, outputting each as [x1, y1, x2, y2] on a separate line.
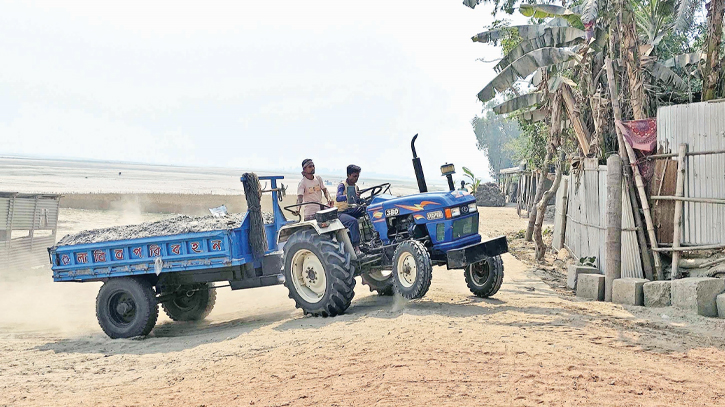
[465, 255, 504, 298]
[361, 270, 394, 296]
[161, 284, 216, 321]
[283, 229, 355, 317]
[392, 240, 432, 300]
[96, 277, 158, 339]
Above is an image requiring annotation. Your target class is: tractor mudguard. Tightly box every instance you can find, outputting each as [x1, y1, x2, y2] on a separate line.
[445, 235, 508, 270]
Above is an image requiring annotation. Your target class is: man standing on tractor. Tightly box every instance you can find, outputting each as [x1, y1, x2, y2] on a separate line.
[335, 164, 364, 256]
[296, 159, 334, 221]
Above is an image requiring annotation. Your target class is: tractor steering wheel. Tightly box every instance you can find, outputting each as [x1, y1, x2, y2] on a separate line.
[359, 183, 391, 205]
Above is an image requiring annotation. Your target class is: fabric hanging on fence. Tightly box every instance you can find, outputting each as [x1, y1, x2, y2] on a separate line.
[615, 118, 657, 152]
[616, 118, 657, 185]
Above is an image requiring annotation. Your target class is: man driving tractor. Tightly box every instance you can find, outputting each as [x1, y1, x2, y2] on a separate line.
[335, 164, 364, 256]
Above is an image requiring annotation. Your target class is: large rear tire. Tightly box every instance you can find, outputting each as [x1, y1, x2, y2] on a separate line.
[465, 255, 504, 298]
[392, 240, 432, 300]
[283, 229, 355, 317]
[361, 270, 394, 296]
[96, 277, 158, 339]
[161, 284, 216, 321]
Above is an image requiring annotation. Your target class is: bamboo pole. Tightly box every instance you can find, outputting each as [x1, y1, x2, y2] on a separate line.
[651, 196, 725, 204]
[646, 149, 725, 159]
[605, 154, 623, 301]
[652, 244, 725, 252]
[605, 57, 664, 279]
[671, 144, 688, 280]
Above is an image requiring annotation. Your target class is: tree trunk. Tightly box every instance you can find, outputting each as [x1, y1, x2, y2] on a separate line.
[526, 94, 561, 242]
[620, 4, 647, 119]
[534, 152, 566, 261]
[702, 0, 725, 101]
[561, 84, 591, 155]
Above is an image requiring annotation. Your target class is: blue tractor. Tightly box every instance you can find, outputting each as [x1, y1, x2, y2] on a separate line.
[49, 135, 506, 338]
[278, 135, 508, 317]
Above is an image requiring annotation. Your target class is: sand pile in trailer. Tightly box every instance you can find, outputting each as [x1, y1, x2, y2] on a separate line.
[56, 212, 274, 246]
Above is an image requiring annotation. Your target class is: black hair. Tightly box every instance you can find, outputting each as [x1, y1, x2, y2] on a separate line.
[347, 164, 361, 176]
[302, 158, 313, 168]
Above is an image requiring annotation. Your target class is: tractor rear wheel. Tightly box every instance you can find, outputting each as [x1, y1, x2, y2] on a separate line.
[361, 270, 394, 296]
[283, 229, 355, 317]
[392, 240, 432, 300]
[96, 277, 158, 339]
[465, 255, 504, 298]
[161, 284, 216, 321]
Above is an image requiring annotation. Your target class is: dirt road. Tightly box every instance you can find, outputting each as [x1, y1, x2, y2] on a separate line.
[3, 207, 725, 406]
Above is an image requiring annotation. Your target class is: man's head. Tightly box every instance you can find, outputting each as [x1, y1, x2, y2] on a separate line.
[302, 159, 315, 176]
[346, 164, 361, 184]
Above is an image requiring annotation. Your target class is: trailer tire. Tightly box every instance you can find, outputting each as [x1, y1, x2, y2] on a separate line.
[392, 240, 432, 300]
[283, 230, 355, 317]
[161, 284, 216, 321]
[96, 277, 158, 339]
[361, 271, 394, 296]
[465, 255, 504, 298]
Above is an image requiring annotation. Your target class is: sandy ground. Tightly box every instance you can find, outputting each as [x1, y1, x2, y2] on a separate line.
[3, 206, 725, 406]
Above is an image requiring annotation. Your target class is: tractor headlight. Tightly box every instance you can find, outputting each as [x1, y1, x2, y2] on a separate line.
[445, 207, 461, 218]
[468, 203, 478, 212]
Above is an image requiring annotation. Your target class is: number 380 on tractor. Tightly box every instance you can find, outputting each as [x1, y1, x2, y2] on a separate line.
[279, 134, 508, 317]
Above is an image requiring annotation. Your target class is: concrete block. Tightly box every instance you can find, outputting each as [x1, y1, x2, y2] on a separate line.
[643, 281, 672, 307]
[612, 278, 648, 306]
[567, 265, 599, 289]
[672, 277, 725, 317]
[576, 273, 605, 301]
[717, 294, 725, 318]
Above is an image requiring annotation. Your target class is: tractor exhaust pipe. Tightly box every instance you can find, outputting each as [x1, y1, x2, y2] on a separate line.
[411, 134, 428, 193]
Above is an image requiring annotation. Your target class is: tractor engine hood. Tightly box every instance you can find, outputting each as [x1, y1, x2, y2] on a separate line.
[368, 190, 475, 216]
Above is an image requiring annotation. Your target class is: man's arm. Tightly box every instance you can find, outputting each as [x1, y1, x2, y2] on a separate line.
[336, 183, 347, 202]
[318, 176, 334, 206]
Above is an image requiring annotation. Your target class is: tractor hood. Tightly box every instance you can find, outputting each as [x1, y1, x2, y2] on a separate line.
[368, 189, 475, 216]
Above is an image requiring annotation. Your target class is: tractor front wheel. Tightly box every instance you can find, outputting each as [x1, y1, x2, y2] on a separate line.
[361, 270, 394, 296]
[283, 230, 355, 317]
[96, 277, 158, 339]
[465, 255, 504, 298]
[392, 240, 432, 300]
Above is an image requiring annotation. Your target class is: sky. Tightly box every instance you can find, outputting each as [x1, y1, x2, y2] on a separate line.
[0, 0, 526, 182]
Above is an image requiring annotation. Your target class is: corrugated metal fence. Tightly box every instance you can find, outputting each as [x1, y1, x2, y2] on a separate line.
[557, 159, 643, 277]
[658, 101, 725, 245]
[0, 193, 60, 271]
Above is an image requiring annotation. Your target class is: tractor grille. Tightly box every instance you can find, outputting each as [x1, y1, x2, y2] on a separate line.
[452, 214, 479, 239]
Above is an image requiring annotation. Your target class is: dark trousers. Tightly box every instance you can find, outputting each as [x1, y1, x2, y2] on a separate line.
[339, 213, 361, 246]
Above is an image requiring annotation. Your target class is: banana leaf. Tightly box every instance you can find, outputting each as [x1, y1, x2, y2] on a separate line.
[530, 60, 579, 86]
[516, 108, 548, 123]
[494, 27, 585, 73]
[580, 0, 598, 24]
[663, 52, 703, 68]
[644, 60, 688, 90]
[519, 4, 584, 30]
[674, 0, 699, 32]
[478, 47, 581, 103]
[492, 92, 544, 114]
[547, 75, 577, 92]
[472, 25, 563, 43]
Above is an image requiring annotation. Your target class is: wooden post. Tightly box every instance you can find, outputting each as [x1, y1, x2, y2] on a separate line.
[605, 154, 623, 301]
[671, 143, 688, 279]
[605, 57, 664, 279]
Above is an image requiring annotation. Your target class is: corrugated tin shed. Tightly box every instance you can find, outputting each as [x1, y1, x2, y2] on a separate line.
[0, 192, 61, 271]
[657, 100, 725, 245]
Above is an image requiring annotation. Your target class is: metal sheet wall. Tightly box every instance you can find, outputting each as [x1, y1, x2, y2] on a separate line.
[658, 101, 725, 245]
[564, 164, 643, 278]
[0, 194, 60, 271]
